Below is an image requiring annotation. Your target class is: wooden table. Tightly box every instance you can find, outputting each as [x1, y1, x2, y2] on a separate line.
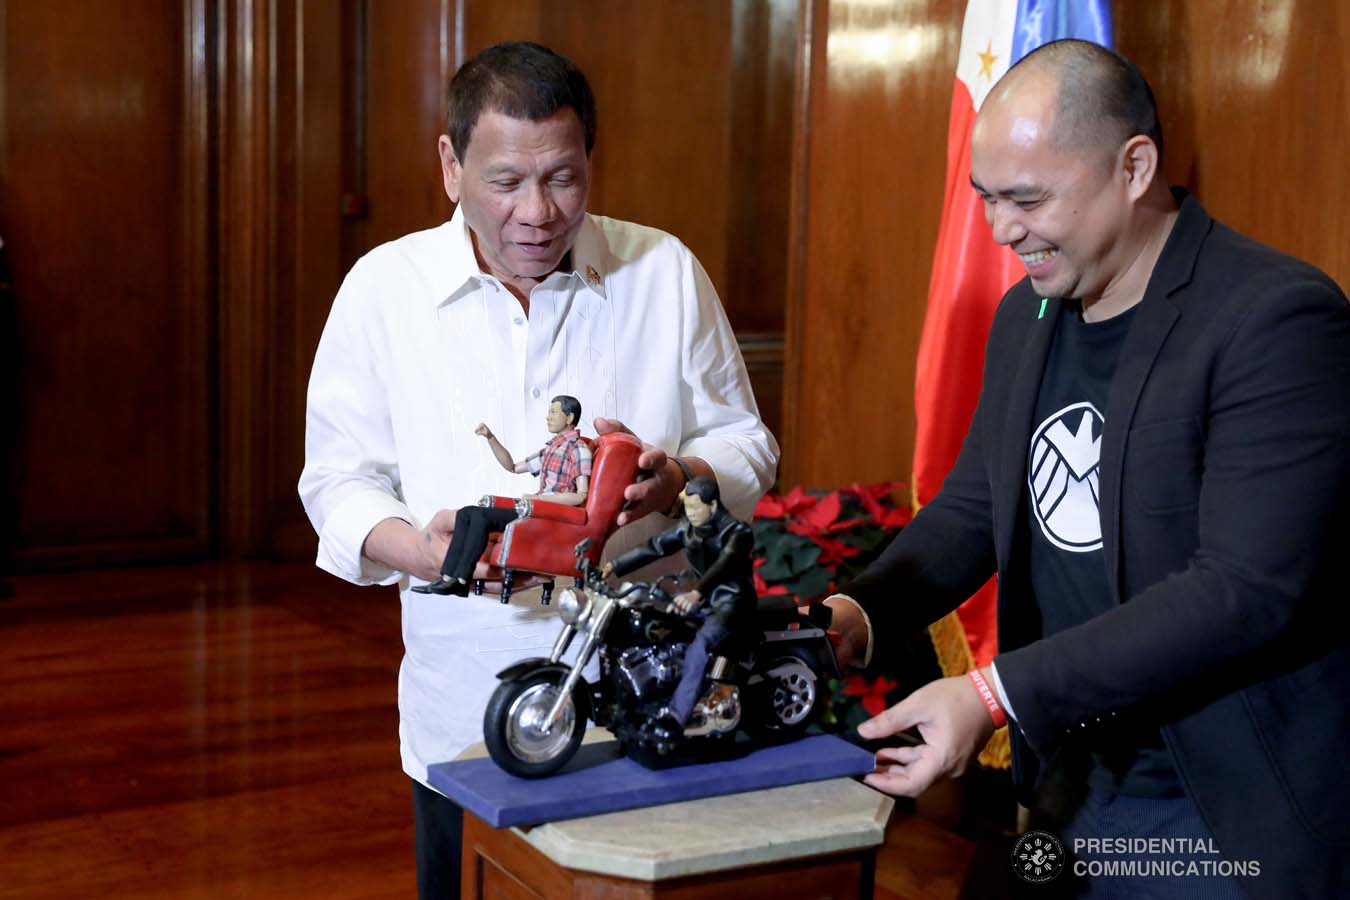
[459, 775, 893, 899]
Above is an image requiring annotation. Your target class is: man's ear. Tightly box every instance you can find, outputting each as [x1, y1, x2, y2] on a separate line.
[437, 135, 462, 204]
[1119, 134, 1159, 202]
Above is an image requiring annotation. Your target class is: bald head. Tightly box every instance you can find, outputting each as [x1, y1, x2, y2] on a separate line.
[987, 40, 1163, 168]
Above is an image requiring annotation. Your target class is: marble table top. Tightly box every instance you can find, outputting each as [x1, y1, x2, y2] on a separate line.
[455, 729, 893, 881]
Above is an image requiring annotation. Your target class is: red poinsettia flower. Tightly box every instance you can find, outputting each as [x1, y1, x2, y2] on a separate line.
[789, 531, 860, 567]
[840, 673, 898, 717]
[853, 481, 912, 529]
[754, 493, 787, 519]
[755, 482, 910, 603]
[780, 485, 818, 516]
[753, 570, 789, 596]
[799, 489, 840, 531]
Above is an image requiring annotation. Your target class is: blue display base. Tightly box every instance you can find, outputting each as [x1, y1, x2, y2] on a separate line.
[428, 733, 877, 829]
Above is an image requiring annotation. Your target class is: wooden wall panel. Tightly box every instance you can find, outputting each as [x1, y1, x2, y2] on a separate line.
[783, 0, 1350, 492]
[269, 0, 460, 559]
[1117, 1, 1350, 289]
[0, 239, 16, 573]
[268, 0, 380, 559]
[728, 0, 801, 336]
[1, 0, 212, 567]
[362, 0, 456, 249]
[218, 0, 279, 557]
[783, 0, 963, 489]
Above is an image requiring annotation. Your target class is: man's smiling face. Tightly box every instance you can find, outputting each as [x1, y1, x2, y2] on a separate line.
[970, 79, 1131, 303]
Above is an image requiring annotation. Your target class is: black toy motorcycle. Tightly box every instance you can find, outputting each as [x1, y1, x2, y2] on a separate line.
[483, 539, 841, 777]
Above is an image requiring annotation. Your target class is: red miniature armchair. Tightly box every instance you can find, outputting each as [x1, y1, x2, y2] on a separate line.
[474, 431, 643, 604]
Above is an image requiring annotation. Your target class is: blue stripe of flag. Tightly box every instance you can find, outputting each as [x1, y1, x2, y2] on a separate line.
[1010, 0, 1114, 66]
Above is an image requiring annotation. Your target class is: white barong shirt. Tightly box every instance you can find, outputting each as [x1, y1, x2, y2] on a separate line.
[299, 206, 778, 785]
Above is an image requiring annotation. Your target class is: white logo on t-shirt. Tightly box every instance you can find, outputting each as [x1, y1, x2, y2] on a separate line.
[1028, 402, 1103, 552]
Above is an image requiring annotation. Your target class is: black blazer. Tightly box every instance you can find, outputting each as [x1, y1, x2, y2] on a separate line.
[847, 192, 1350, 899]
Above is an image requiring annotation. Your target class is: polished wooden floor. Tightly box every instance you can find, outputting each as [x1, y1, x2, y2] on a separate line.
[0, 561, 1001, 899]
[0, 562, 414, 899]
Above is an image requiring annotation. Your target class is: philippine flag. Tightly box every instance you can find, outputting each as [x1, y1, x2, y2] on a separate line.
[914, 1, 1113, 688]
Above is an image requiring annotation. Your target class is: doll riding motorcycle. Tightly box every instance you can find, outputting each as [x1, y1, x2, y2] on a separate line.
[483, 487, 841, 777]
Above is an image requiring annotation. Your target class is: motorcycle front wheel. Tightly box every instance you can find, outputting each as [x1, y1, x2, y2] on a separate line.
[483, 669, 587, 778]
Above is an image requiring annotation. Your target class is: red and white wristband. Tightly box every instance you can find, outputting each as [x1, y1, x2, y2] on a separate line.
[968, 668, 1007, 729]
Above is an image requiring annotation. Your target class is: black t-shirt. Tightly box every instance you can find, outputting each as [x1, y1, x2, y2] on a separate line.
[1024, 299, 1182, 797]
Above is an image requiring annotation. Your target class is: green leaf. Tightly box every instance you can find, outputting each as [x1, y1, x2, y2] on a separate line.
[785, 565, 832, 601]
[834, 528, 887, 550]
[758, 532, 818, 580]
[757, 558, 791, 582]
[785, 541, 821, 576]
[752, 521, 787, 555]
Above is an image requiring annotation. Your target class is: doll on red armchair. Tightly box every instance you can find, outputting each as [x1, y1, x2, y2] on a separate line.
[413, 395, 590, 596]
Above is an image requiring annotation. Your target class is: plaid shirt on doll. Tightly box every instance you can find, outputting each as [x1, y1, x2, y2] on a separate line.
[525, 429, 592, 494]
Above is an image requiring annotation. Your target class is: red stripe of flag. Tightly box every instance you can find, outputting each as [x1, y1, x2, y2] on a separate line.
[912, 78, 1023, 669]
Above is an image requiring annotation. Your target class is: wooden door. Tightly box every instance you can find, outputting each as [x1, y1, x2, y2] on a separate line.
[0, 0, 212, 568]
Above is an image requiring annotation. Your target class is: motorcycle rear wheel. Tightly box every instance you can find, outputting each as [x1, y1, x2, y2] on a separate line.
[483, 670, 587, 778]
[747, 648, 823, 738]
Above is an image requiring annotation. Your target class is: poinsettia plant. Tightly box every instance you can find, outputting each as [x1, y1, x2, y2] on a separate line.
[751, 481, 911, 604]
[751, 482, 939, 732]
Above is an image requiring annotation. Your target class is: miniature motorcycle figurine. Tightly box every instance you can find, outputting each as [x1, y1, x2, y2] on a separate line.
[482, 538, 841, 777]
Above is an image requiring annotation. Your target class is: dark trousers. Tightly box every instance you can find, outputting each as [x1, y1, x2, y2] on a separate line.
[669, 611, 733, 724]
[411, 779, 464, 900]
[439, 506, 517, 581]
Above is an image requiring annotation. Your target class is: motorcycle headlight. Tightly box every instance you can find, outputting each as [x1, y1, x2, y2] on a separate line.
[556, 588, 588, 625]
